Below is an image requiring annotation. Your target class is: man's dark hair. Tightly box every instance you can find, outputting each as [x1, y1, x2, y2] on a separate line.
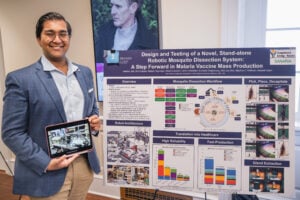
[35, 12, 72, 39]
[128, 0, 143, 13]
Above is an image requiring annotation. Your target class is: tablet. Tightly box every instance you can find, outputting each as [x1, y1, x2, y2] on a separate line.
[45, 119, 93, 158]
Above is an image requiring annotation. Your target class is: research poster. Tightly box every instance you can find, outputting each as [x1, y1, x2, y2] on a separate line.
[101, 48, 295, 197]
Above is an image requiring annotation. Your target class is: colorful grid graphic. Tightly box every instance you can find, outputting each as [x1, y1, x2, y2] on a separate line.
[155, 87, 197, 127]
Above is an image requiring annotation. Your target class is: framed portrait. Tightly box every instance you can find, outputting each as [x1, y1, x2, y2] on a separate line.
[91, 0, 160, 101]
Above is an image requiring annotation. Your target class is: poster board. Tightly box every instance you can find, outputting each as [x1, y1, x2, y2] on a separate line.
[102, 48, 295, 198]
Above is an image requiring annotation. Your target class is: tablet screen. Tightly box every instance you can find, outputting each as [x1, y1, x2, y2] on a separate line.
[45, 119, 93, 158]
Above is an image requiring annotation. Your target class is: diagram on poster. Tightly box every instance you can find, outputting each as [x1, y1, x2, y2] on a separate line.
[153, 83, 243, 132]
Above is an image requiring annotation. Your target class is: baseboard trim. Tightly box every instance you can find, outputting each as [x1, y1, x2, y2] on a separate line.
[88, 191, 119, 200]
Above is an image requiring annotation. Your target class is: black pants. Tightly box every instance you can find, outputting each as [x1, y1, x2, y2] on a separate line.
[232, 194, 259, 200]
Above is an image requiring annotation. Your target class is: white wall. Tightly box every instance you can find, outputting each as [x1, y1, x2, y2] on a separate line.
[0, 0, 221, 199]
[0, 0, 221, 73]
[0, 0, 95, 73]
[0, 29, 13, 174]
[160, 0, 221, 48]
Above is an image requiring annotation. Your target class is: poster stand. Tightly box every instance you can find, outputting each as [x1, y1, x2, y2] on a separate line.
[0, 151, 13, 176]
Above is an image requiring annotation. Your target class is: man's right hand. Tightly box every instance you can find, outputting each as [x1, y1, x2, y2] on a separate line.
[46, 154, 79, 171]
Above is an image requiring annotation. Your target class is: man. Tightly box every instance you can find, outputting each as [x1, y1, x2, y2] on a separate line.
[1, 12, 101, 200]
[94, 0, 158, 63]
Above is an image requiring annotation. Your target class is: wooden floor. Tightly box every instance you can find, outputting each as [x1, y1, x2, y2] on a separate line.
[0, 170, 116, 200]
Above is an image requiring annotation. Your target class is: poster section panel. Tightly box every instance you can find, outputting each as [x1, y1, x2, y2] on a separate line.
[102, 48, 295, 197]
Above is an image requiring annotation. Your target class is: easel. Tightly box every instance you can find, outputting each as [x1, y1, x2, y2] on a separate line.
[0, 150, 13, 176]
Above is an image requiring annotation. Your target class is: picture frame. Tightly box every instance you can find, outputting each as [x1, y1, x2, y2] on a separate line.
[90, 0, 160, 101]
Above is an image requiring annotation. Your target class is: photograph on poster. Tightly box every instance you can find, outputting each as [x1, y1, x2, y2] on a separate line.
[90, 0, 159, 101]
[256, 104, 276, 121]
[246, 85, 258, 102]
[249, 167, 284, 193]
[270, 85, 289, 102]
[256, 122, 276, 140]
[107, 165, 150, 185]
[107, 129, 150, 164]
[256, 141, 276, 158]
[277, 104, 289, 121]
[277, 122, 289, 139]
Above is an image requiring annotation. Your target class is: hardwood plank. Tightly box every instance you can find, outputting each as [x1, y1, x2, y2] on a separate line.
[0, 170, 20, 200]
[0, 170, 116, 200]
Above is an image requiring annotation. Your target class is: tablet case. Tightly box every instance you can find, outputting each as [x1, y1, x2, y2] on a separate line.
[45, 119, 93, 158]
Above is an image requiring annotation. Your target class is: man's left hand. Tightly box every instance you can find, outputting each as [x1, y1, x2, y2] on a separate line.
[88, 115, 102, 132]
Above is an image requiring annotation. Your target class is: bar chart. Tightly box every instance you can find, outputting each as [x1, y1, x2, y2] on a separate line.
[153, 145, 194, 188]
[199, 146, 241, 190]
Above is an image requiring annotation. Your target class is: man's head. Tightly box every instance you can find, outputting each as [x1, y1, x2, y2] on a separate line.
[36, 12, 71, 62]
[36, 12, 72, 39]
[110, 0, 143, 28]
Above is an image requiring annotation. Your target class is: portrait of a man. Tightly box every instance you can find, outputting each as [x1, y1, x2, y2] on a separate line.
[91, 0, 159, 63]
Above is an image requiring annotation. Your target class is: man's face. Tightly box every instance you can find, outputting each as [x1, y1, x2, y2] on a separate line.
[37, 20, 70, 62]
[110, 0, 137, 28]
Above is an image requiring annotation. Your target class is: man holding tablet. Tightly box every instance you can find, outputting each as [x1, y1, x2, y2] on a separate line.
[1, 12, 101, 200]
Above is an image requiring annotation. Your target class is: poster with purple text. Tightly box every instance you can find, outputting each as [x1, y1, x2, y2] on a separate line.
[102, 48, 295, 198]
